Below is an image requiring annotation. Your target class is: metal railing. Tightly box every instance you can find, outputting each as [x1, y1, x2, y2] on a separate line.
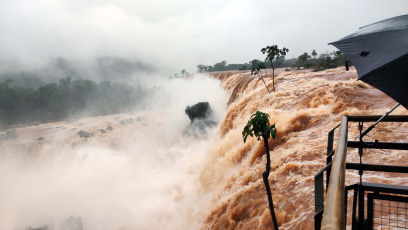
[315, 115, 408, 230]
[321, 116, 349, 230]
[315, 124, 340, 230]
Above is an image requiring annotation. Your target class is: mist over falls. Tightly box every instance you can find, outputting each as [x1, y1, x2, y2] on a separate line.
[0, 75, 228, 230]
[1, 67, 408, 229]
[0, 57, 161, 128]
[0, 56, 155, 89]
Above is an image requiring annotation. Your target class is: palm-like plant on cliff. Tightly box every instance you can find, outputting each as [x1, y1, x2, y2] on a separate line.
[242, 111, 278, 230]
[251, 62, 270, 93]
[261, 45, 289, 92]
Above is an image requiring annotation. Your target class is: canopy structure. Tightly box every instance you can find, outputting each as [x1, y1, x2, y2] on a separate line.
[330, 14, 408, 109]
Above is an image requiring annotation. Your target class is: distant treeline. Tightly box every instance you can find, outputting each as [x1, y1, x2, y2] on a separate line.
[0, 77, 151, 127]
[0, 56, 156, 89]
[197, 59, 297, 73]
[196, 51, 347, 73]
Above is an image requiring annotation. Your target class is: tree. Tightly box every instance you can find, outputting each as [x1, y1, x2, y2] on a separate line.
[251, 62, 270, 93]
[312, 51, 347, 71]
[0, 77, 152, 126]
[239, 65, 247, 71]
[312, 50, 318, 60]
[297, 52, 311, 65]
[3, 79, 14, 88]
[213, 60, 227, 71]
[331, 51, 347, 67]
[197, 65, 208, 73]
[251, 59, 260, 69]
[181, 70, 186, 76]
[261, 45, 289, 92]
[242, 111, 278, 230]
[59, 76, 72, 90]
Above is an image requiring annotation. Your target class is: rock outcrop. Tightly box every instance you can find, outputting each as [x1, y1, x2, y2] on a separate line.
[184, 102, 217, 136]
[185, 102, 213, 123]
[77, 130, 92, 138]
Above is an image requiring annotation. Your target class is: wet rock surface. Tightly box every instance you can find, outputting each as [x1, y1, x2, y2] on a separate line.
[24, 216, 83, 230]
[184, 102, 217, 136]
[185, 102, 213, 122]
[120, 118, 134, 125]
[77, 130, 92, 138]
[0, 130, 18, 140]
[99, 129, 107, 133]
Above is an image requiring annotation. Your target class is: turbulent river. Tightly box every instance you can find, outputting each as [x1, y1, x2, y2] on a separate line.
[1, 67, 408, 229]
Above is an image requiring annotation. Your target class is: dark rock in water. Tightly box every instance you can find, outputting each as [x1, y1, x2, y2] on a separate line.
[25, 225, 51, 230]
[184, 102, 217, 136]
[185, 102, 213, 123]
[24, 216, 83, 230]
[0, 130, 18, 140]
[120, 118, 134, 125]
[77, 130, 92, 138]
[60, 216, 83, 230]
[106, 126, 113, 131]
[37, 137, 44, 141]
[100, 129, 107, 134]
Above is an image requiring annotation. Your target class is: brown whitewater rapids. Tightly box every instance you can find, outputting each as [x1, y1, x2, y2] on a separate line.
[1, 67, 408, 229]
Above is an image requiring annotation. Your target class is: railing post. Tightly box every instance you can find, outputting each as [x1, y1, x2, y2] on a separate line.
[326, 124, 339, 189]
[317, 115, 408, 230]
[358, 184, 365, 229]
[321, 116, 349, 230]
[366, 193, 374, 230]
[315, 171, 324, 230]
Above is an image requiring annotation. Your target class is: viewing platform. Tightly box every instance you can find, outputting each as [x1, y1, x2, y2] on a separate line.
[315, 115, 408, 230]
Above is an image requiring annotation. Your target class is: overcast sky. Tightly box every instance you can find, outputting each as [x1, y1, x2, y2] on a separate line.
[0, 0, 407, 73]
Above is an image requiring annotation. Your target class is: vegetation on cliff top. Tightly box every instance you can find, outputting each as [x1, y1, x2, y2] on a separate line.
[0, 77, 152, 127]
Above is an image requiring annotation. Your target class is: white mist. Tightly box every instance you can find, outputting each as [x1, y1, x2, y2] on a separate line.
[0, 74, 228, 230]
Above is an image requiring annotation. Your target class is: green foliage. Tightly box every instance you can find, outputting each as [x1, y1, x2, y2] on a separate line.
[242, 111, 277, 143]
[197, 60, 257, 73]
[250, 62, 266, 76]
[0, 77, 150, 126]
[312, 51, 348, 71]
[251, 59, 261, 69]
[242, 111, 279, 230]
[238, 65, 247, 71]
[196, 57, 296, 73]
[197, 60, 234, 72]
[261, 45, 289, 69]
[251, 63, 270, 92]
[213, 60, 227, 70]
[197, 65, 208, 73]
[297, 52, 311, 65]
[312, 50, 318, 59]
[292, 50, 348, 71]
[261, 45, 289, 92]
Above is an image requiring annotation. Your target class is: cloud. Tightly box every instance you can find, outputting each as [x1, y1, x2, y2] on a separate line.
[0, 0, 407, 73]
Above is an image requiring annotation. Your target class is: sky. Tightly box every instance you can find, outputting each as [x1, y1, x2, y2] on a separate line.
[0, 0, 407, 74]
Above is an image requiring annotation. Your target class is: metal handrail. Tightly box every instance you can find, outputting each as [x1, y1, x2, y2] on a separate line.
[316, 115, 408, 229]
[321, 116, 348, 230]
